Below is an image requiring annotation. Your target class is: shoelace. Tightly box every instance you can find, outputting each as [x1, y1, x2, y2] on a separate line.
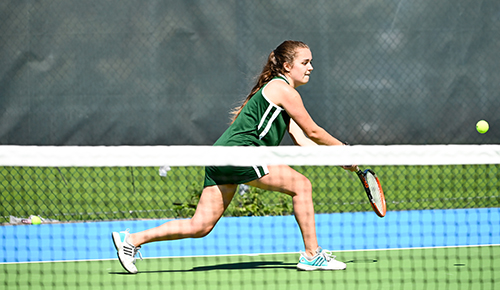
[124, 244, 143, 264]
[320, 250, 336, 262]
[132, 246, 143, 264]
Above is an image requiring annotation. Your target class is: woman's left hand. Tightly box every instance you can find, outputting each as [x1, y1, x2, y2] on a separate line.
[341, 165, 359, 172]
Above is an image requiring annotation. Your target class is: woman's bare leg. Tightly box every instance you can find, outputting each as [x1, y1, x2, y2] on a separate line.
[246, 165, 318, 257]
[129, 184, 237, 247]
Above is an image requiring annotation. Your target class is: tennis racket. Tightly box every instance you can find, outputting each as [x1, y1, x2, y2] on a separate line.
[355, 167, 386, 217]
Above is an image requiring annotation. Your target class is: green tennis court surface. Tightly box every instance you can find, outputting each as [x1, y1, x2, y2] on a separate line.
[2, 246, 498, 290]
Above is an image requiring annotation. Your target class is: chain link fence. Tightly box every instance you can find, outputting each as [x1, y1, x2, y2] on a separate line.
[2, 163, 499, 223]
[1, 0, 499, 146]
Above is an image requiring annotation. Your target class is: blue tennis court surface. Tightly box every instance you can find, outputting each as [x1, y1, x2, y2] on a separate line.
[2, 207, 499, 263]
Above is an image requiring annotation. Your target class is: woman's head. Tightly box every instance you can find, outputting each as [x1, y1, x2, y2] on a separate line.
[281, 44, 313, 88]
[230, 40, 311, 122]
[270, 40, 311, 80]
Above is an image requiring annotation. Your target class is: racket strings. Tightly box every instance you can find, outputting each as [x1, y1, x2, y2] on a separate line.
[365, 172, 385, 214]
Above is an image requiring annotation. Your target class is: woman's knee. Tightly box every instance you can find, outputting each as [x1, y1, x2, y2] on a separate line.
[190, 221, 215, 238]
[292, 175, 313, 197]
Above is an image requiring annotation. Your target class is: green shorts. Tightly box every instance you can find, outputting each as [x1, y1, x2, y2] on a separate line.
[204, 165, 269, 187]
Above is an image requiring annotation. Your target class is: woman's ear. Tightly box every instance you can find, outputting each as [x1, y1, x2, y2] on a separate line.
[283, 62, 292, 73]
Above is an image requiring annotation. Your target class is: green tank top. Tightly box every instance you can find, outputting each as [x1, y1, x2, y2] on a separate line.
[214, 76, 290, 147]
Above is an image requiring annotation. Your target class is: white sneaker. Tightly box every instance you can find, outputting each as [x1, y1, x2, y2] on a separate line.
[112, 229, 142, 274]
[296, 247, 346, 271]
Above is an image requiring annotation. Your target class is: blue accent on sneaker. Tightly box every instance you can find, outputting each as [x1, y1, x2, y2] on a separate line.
[119, 232, 126, 243]
[300, 255, 327, 267]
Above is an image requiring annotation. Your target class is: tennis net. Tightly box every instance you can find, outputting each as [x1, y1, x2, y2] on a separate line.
[1, 145, 499, 290]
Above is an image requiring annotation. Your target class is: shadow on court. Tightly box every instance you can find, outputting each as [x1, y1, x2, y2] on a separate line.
[109, 261, 297, 274]
[344, 258, 378, 264]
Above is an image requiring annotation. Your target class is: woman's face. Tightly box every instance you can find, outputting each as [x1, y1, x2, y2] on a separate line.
[285, 47, 313, 88]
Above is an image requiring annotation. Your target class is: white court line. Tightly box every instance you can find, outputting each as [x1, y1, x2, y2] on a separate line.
[2, 244, 499, 265]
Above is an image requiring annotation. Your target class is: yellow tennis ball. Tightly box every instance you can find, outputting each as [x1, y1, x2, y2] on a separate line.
[476, 120, 489, 134]
[31, 216, 42, 225]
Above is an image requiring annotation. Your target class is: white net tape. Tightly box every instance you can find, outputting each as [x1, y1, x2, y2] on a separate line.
[1, 145, 500, 167]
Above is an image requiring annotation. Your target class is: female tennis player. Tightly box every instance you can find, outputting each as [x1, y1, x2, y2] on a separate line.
[112, 40, 356, 273]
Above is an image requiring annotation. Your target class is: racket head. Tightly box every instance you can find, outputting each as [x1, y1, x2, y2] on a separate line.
[357, 169, 386, 217]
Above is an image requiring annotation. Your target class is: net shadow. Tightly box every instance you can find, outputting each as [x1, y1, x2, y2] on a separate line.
[109, 261, 297, 275]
